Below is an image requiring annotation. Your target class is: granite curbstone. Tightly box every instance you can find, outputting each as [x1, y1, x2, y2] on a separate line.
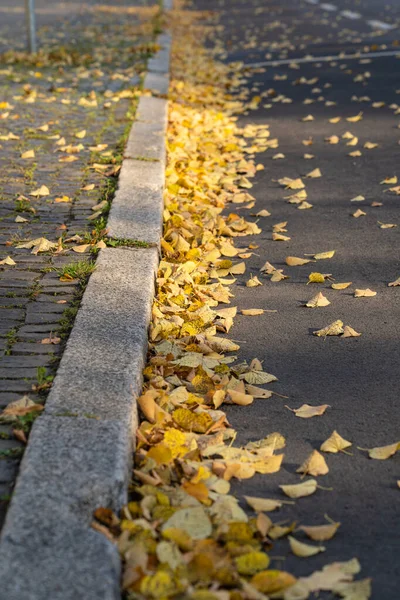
[0, 416, 126, 600]
[124, 96, 168, 162]
[106, 159, 164, 244]
[44, 247, 158, 423]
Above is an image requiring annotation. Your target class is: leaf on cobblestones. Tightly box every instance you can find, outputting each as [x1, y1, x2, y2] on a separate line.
[21, 149, 35, 159]
[0, 256, 16, 266]
[1, 396, 43, 421]
[16, 237, 58, 254]
[30, 185, 50, 197]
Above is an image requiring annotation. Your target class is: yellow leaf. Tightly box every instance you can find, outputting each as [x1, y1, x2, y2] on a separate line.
[280, 479, 318, 498]
[16, 237, 57, 254]
[241, 309, 264, 316]
[325, 135, 339, 144]
[320, 430, 352, 453]
[251, 570, 297, 594]
[313, 319, 344, 337]
[0, 256, 16, 266]
[172, 408, 213, 433]
[364, 142, 378, 149]
[346, 112, 363, 122]
[162, 506, 212, 539]
[15, 216, 28, 223]
[353, 209, 366, 218]
[302, 114, 314, 122]
[21, 149, 35, 159]
[307, 272, 326, 284]
[289, 536, 326, 557]
[381, 176, 397, 185]
[299, 522, 340, 541]
[147, 444, 173, 465]
[298, 201, 313, 209]
[245, 496, 288, 512]
[367, 442, 400, 460]
[296, 450, 329, 476]
[329, 116, 341, 123]
[348, 150, 362, 157]
[227, 389, 253, 406]
[30, 185, 50, 197]
[331, 282, 352, 290]
[351, 195, 365, 202]
[75, 129, 86, 138]
[378, 221, 397, 229]
[287, 403, 329, 418]
[354, 288, 376, 297]
[286, 256, 311, 266]
[256, 209, 271, 217]
[55, 196, 71, 203]
[342, 326, 361, 338]
[235, 551, 270, 575]
[140, 571, 176, 598]
[72, 244, 90, 253]
[306, 168, 321, 178]
[272, 233, 291, 241]
[246, 275, 262, 287]
[303, 153, 314, 159]
[230, 262, 246, 275]
[388, 277, 400, 287]
[305, 292, 330, 308]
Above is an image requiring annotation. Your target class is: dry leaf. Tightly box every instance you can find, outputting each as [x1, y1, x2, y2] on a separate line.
[313, 250, 335, 260]
[30, 185, 50, 197]
[354, 288, 376, 297]
[307, 272, 326, 284]
[306, 168, 321, 178]
[313, 319, 344, 337]
[245, 496, 287, 512]
[286, 404, 329, 418]
[388, 277, 400, 287]
[353, 209, 366, 218]
[241, 309, 264, 316]
[321, 430, 352, 454]
[16, 237, 58, 254]
[286, 256, 311, 266]
[246, 275, 262, 287]
[289, 536, 325, 557]
[0, 256, 16, 266]
[346, 112, 363, 122]
[296, 450, 329, 476]
[366, 442, 399, 460]
[378, 222, 397, 229]
[21, 149, 35, 159]
[299, 522, 340, 541]
[380, 176, 397, 185]
[305, 292, 330, 308]
[280, 479, 318, 498]
[351, 195, 365, 202]
[331, 282, 352, 290]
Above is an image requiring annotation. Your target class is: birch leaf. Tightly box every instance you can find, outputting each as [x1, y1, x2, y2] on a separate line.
[313, 250, 335, 260]
[30, 185, 50, 197]
[299, 522, 340, 541]
[353, 209, 366, 218]
[342, 326, 361, 338]
[0, 256, 16, 266]
[307, 272, 326, 284]
[241, 309, 265, 316]
[245, 497, 286, 512]
[354, 289, 376, 297]
[321, 431, 352, 453]
[280, 479, 318, 498]
[286, 256, 311, 266]
[351, 195, 365, 202]
[366, 442, 400, 460]
[380, 176, 397, 185]
[313, 319, 344, 337]
[332, 282, 352, 290]
[388, 277, 400, 287]
[289, 536, 325, 557]
[296, 450, 329, 476]
[305, 292, 330, 308]
[272, 233, 291, 241]
[286, 404, 329, 418]
[306, 168, 321, 178]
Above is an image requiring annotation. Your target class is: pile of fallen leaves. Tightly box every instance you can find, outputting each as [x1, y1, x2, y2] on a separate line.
[93, 7, 377, 600]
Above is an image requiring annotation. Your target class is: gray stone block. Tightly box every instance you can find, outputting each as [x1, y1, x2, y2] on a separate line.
[106, 159, 164, 244]
[125, 96, 168, 163]
[0, 415, 127, 600]
[44, 247, 158, 423]
[147, 46, 170, 74]
[143, 71, 170, 96]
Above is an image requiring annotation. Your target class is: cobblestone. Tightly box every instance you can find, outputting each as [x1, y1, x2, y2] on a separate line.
[0, 0, 159, 528]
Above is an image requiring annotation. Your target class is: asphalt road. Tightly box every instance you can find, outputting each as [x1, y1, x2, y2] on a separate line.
[194, 0, 400, 597]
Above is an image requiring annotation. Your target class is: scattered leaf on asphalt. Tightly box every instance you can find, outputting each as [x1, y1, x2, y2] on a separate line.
[286, 404, 330, 418]
[280, 479, 318, 498]
[289, 536, 326, 557]
[299, 522, 340, 541]
[296, 450, 329, 476]
[313, 319, 344, 337]
[305, 292, 330, 308]
[321, 431, 352, 453]
[354, 289, 376, 297]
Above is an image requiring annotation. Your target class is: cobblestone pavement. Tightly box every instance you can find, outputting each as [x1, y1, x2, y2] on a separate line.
[0, 0, 158, 528]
